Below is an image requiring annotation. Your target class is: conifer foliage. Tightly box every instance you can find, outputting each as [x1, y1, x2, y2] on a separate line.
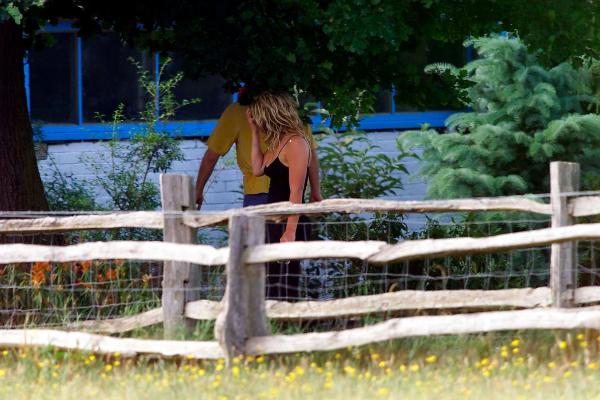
[401, 36, 600, 198]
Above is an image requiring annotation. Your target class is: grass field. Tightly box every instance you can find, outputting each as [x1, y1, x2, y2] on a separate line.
[3, 330, 600, 399]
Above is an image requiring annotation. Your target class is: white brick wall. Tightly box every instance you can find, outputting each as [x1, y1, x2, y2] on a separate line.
[38, 131, 427, 211]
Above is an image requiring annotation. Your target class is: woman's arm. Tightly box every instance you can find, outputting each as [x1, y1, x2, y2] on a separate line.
[246, 110, 265, 177]
[280, 138, 310, 242]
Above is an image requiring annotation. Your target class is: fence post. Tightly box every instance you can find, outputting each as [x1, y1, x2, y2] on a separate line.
[160, 174, 200, 338]
[215, 212, 269, 360]
[550, 162, 580, 308]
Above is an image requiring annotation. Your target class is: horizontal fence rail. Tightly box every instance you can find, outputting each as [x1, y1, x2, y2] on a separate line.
[0, 329, 224, 359]
[242, 197, 553, 216]
[0, 241, 228, 265]
[4, 306, 600, 359]
[569, 195, 600, 217]
[0, 211, 164, 233]
[244, 307, 600, 355]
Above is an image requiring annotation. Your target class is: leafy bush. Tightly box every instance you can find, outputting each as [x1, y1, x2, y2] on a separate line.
[400, 35, 600, 199]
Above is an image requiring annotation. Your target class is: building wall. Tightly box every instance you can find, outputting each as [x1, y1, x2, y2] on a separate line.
[37, 131, 427, 211]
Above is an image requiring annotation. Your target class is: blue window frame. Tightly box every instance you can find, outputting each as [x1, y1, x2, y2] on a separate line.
[29, 21, 462, 142]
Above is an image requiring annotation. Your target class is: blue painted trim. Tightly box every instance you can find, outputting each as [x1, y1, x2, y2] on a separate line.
[39, 112, 454, 142]
[39, 21, 78, 33]
[154, 53, 160, 118]
[76, 36, 83, 125]
[23, 53, 31, 113]
[357, 111, 453, 131]
[40, 120, 219, 142]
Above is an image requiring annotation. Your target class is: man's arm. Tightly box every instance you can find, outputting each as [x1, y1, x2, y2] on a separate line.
[308, 149, 323, 202]
[195, 149, 220, 209]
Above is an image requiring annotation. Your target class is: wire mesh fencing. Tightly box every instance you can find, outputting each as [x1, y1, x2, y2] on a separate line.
[263, 211, 552, 303]
[0, 203, 561, 331]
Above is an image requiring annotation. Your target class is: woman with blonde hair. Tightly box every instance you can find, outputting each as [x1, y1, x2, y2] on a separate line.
[247, 91, 312, 300]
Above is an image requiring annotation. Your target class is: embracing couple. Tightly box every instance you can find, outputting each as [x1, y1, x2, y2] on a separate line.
[195, 90, 322, 300]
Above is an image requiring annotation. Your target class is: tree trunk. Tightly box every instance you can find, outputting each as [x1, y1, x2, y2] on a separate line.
[0, 20, 48, 212]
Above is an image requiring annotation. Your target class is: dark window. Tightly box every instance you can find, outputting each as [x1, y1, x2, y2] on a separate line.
[82, 33, 151, 122]
[395, 39, 466, 112]
[29, 33, 77, 123]
[165, 57, 231, 120]
[373, 89, 392, 113]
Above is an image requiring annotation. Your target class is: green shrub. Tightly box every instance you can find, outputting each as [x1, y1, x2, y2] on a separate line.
[400, 35, 600, 199]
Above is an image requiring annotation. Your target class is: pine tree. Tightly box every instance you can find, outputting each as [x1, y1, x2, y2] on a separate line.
[401, 36, 600, 198]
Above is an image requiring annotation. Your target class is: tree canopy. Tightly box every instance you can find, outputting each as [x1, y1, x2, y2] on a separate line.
[2, 0, 600, 210]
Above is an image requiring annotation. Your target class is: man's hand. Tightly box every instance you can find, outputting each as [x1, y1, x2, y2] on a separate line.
[195, 149, 220, 210]
[195, 185, 204, 210]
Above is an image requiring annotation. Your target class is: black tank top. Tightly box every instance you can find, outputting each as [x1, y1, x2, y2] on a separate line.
[263, 136, 310, 204]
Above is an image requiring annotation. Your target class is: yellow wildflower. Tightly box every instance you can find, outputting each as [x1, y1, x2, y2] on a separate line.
[511, 339, 520, 347]
[559, 341, 568, 350]
[425, 355, 437, 364]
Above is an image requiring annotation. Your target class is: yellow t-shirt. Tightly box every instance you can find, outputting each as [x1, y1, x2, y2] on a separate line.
[207, 102, 315, 195]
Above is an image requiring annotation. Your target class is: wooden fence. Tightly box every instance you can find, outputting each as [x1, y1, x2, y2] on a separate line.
[2, 161, 600, 360]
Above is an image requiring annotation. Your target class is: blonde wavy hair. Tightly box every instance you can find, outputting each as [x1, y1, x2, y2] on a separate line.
[249, 91, 307, 150]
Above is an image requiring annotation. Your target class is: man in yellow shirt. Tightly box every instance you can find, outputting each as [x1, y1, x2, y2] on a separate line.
[195, 101, 322, 208]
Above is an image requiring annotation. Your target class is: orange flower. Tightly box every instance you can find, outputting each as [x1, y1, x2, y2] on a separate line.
[80, 260, 92, 273]
[32, 271, 45, 287]
[114, 259, 124, 268]
[32, 261, 51, 274]
[105, 268, 119, 281]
